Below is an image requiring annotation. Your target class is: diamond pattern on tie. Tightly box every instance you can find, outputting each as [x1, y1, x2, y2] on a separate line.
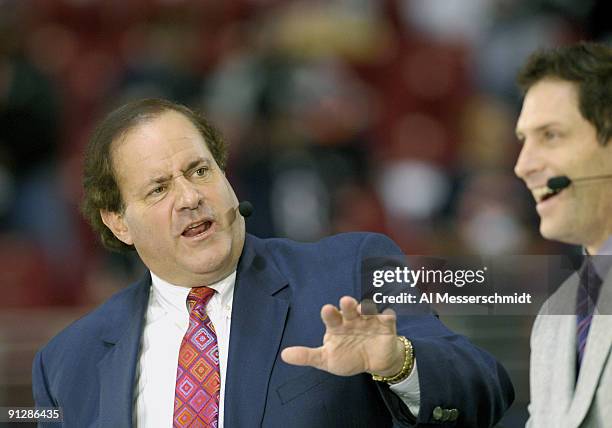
[174, 287, 219, 428]
[576, 258, 603, 371]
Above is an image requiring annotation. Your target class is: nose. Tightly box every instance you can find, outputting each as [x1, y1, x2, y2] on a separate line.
[514, 140, 541, 182]
[174, 176, 201, 210]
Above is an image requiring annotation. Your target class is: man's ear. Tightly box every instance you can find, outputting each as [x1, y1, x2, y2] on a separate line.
[100, 210, 134, 245]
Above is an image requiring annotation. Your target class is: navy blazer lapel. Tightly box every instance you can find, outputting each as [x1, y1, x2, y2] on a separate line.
[97, 274, 151, 428]
[224, 235, 290, 427]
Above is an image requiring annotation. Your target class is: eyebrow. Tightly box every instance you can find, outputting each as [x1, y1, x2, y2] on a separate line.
[515, 122, 564, 139]
[184, 158, 211, 174]
[143, 158, 212, 188]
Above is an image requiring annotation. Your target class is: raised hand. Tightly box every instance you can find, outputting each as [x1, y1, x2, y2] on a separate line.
[281, 296, 406, 377]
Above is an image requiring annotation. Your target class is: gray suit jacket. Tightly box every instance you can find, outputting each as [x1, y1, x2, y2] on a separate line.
[527, 268, 612, 427]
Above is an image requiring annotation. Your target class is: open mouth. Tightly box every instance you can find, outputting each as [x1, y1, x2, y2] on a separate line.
[533, 186, 563, 204]
[182, 220, 213, 238]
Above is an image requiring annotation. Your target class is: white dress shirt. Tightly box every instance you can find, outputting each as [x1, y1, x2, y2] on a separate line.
[133, 271, 420, 427]
[588, 234, 612, 278]
[134, 271, 235, 427]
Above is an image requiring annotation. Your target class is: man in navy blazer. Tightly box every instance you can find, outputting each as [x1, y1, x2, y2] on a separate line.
[33, 99, 513, 427]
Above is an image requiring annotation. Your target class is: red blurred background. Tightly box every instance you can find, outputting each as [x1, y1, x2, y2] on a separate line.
[0, 0, 609, 426]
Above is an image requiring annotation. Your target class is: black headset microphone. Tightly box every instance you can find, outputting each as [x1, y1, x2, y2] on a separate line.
[220, 201, 253, 231]
[547, 174, 612, 192]
[238, 201, 254, 218]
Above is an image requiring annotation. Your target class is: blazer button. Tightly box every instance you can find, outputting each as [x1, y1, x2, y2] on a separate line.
[442, 408, 451, 421]
[449, 408, 459, 421]
[433, 406, 443, 420]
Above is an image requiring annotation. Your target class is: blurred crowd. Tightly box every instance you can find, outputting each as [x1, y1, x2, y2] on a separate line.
[1, 0, 610, 422]
[0, 0, 610, 309]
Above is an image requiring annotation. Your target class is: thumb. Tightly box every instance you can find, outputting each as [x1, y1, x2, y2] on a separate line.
[281, 346, 324, 369]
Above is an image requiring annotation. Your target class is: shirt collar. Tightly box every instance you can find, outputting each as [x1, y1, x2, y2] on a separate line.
[584, 234, 612, 280]
[595, 235, 612, 256]
[150, 271, 236, 314]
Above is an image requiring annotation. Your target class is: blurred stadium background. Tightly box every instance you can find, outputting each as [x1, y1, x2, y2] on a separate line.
[0, 0, 610, 426]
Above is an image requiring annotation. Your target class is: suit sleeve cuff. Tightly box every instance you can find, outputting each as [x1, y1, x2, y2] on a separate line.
[388, 358, 420, 417]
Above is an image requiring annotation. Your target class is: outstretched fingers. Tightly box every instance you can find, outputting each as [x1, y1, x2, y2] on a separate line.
[378, 307, 398, 333]
[320, 304, 343, 329]
[320, 296, 360, 330]
[339, 296, 360, 320]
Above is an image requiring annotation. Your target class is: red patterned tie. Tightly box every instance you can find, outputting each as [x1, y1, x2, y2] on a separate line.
[173, 287, 220, 427]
